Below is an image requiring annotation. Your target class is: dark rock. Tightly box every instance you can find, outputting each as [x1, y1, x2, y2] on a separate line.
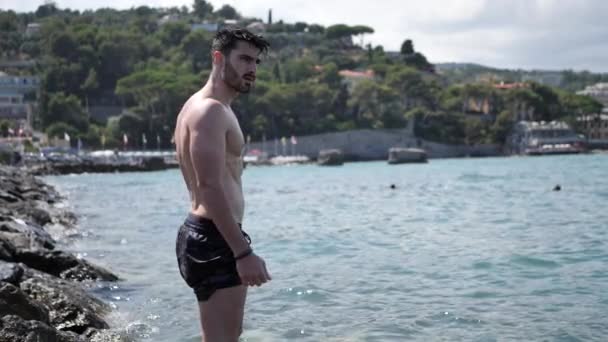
[20, 268, 110, 334]
[0, 260, 23, 284]
[14, 204, 53, 226]
[0, 219, 56, 250]
[15, 250, 118, 282]
[141, 156, 167, 170]
[388, 147, 428, 164]
[0, 282, 50, 323]
[0, 234, 17, 261]
[0, 315, 86, 342]
[0, 190, 21, 203]
[318, 149, 344, 166]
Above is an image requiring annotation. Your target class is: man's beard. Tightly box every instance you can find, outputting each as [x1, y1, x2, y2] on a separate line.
[223, 61, 252, 94]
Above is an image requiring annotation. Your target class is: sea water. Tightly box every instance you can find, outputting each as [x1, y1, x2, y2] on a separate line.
[44, 154, 608, 341]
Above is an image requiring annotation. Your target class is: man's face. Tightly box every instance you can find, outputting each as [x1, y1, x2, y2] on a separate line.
[223, 41, 261, 94]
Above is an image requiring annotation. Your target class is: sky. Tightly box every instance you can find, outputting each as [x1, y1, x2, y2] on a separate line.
[3, 0, 608, 72]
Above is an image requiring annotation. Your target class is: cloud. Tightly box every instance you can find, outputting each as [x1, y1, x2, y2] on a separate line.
[2, 0, 607, 71]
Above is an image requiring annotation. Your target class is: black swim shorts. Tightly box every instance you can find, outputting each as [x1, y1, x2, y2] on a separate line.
[175, 213, 251, 301]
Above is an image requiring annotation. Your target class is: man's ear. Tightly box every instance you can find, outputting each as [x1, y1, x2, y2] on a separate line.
[212, 50, 224, 65]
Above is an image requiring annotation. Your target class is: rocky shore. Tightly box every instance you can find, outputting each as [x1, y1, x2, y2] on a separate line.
[0, 165, 122, 341]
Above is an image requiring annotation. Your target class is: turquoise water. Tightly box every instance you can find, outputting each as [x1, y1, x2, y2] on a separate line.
[45, 154, 608, 341]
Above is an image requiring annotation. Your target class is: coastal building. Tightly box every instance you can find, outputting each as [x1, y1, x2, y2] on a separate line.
[25, 23, 42, 37]
[338, 69, 375, 91]
[509, 121, 585, 155]
[577, 82, 608, 108]
[191, 22, 219, 32]
[577, 111, 608, 141]
[0, 72, 40, 132]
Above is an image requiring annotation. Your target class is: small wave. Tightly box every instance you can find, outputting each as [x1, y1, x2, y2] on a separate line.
[472, 261, 493, 269]
[465, 290, 500, 299]
[510, 254, 561, 268]
[458, 173, 507, 182]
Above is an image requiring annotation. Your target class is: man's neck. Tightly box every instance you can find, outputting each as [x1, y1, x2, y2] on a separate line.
[204, 74, 238, 105]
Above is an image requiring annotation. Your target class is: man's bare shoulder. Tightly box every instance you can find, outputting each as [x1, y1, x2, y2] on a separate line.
[184, 97, 230, 130]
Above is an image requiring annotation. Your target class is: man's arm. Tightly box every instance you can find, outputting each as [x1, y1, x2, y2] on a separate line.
[189, 101, 250, 256]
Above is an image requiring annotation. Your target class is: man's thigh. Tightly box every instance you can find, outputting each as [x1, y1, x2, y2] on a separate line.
[198, 285, 248, 341]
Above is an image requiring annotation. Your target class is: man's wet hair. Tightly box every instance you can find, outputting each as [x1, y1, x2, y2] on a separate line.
[211, 27, 270, 57]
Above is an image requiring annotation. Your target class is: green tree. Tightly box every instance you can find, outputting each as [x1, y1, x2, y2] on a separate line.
[386, 67, 437, 110]
[490, 110, 515, 144]
[44, 92, 89, 132]
[193, 0, 213, 19]
[49, 31, 79, 60]
[180, 29, 213, 72]
[158, 21, 191, 47]
[0, 120, 10, 137]
[35, 2, 58, 18]
[45, 122, 79, 141]
[325, 24, 353, 40]
[320, 62, 341, 87]
[400, 39, 414, 55]
[215, 5, 239, 19]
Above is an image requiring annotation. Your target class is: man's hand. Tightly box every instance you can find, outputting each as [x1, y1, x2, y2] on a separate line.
[236, 253, 271, 287]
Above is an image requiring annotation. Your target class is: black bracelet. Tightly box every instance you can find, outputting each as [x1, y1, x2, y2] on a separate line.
[234, 247, 253, 261]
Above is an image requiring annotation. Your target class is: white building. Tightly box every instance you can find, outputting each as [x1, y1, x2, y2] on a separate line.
[577, 83, 608, 108]
[0, 72, 40, 131]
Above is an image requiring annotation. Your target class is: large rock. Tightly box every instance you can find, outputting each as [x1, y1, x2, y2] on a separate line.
[317, 149, 344, 166]
[0, 189, 22, 203]
[0, 166, 117, 338]
[387, 147, 428, 164]
[0, 282, 50, 323]
[10, 203, 54, 226]
[0, 260, 23, 284]
[16, 249, 118, 282]
[0, 315, 86, 342]
[0, 234, 17, 261]
[0, 219, 56, 250]
[20, 267, 111, 334]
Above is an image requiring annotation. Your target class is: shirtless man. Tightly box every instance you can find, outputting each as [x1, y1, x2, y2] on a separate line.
[173, 27, 271, 342]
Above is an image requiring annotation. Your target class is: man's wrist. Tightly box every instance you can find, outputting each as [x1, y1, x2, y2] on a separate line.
[234, 247, 253, 261]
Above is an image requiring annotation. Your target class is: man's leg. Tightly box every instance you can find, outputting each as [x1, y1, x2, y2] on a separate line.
[198, 285, 247, 342]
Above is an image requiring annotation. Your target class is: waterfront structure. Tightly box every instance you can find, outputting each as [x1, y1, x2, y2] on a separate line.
[509, 121, 585, 155]
[577, 111, 608, 141]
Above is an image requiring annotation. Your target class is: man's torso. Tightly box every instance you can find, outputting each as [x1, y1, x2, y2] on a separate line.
[174, 91, 245, 223]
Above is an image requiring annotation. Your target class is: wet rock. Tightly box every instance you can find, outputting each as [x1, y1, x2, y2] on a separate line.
[0, 282, 49, 323]
[0, 260, 23, 284]
[15, 249, 118, 282]
[0, 234, 17, 261]
[0, 219, 56, 250]
[318, 149, 344, 166]
[0, 315, 86, 342]
[13, 203, 54, 226]
[0, 189, 21, 203]
[20, 268, 111, 334]
[0, 165, 118, 338]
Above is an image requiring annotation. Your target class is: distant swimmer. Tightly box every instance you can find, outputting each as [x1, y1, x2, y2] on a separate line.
[553, 184, 561, 191]
[390, 184, 396, 189]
